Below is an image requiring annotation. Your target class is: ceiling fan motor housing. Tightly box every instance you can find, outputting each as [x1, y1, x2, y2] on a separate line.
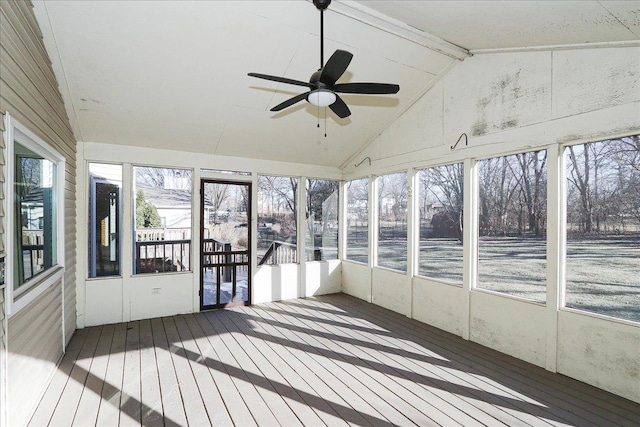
[310, 70, 330, 89]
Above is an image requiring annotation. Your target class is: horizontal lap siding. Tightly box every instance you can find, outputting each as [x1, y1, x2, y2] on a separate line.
[0, 1, 77, 425]
[7, 284, 64, 426]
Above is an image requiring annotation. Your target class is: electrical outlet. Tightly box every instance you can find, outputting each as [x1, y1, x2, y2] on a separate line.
[152, 287, 161, 295]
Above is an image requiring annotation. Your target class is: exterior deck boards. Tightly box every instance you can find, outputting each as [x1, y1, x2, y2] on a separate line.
[273, 301, 530, 426]
[138, 319, 164, 427]
[329, 295, 640, 427]
[282, 300, 558, 426]
[31, 294, 640, 427]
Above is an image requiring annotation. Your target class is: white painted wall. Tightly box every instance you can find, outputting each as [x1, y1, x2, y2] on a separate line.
[342, 261, 372, 302]
[412, 277, 464, 337]
[253, 264, 299, 304]
[557, 310, 640, 402]
[305, 260, 341, 296]
[470, 291, 547, 368]
[342, 46, 640, 403]
[371, 268, 410, 316]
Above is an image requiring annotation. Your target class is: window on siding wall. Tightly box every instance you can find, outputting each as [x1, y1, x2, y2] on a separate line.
[418, 163, 464, 283]
[88, 163, 122, 278]
[133, 166, 192, 274]
[377, 172, 408, 272]
[477, 151, 547, 303]
[346, 178, 369, 264]
[306, 179, 339, 261]
[257, 175, 298, 265]
[14, 143, 58, 288]
[565, 136, 640, 323]
[5, 116, 64, 314]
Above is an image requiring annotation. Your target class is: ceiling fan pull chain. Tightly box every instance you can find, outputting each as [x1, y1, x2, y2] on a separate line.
[324, 108, 327, 138]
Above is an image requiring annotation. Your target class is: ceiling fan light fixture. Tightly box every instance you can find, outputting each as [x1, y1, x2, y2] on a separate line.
[307, 89, 336, 107]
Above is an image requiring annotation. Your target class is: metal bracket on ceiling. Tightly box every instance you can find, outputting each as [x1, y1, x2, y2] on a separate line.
[355, 156, 372, 167]
[451, 133, 468, 150]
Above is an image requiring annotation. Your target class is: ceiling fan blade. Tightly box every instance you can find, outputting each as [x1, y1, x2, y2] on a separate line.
[334, 82, 400, 94]
[319, 50, 353, 85]
[248, 73, 314, 89]
[328, 95, 351, 118]
[270, 92, 310, 112]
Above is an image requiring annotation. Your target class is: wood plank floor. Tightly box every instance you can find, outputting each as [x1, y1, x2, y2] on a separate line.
[30, 294, 640, 426]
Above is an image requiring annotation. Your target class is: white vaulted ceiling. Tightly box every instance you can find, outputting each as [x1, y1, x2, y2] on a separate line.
[32, 0, 639, 168]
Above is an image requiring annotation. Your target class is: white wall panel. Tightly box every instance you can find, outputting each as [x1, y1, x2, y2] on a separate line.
[557, 310, 640, 403]
[553, 47, 640, 118]
[129, 273, 194, 321]
[341, 261, 372, 302]
[470, 291, 547, 368]
[443, 51, 552, 143]
[253, 264, 299, 304]
[305, 260, 341, 296]
[412, 277, 464, 336]
[371, 268, 410, 315]
[84, 278, 123, 327]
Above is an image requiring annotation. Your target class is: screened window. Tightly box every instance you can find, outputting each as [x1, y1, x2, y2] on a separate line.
[477, 150, 547, 302]
[257, 176, 298, 265]
[346, 178, 369, 264]
[377, 172, 407, 272]
[133, 166, 192, 274]
[565, 136, 640, 323]
[418, 163, 464, 283]
[306, 179, 339, 261]
[88, 163, 122, 278]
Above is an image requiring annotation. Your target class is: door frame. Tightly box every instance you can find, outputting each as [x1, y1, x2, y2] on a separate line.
[200, 178, 252, 310]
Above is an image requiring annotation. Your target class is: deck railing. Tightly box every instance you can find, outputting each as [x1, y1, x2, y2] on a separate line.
[258, 241, 322, 265]
[21, 230, 45, 280]
[135, 239, 191, 273]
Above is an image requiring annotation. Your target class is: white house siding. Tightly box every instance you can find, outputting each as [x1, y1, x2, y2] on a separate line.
[342, 46, 640, 403]
[0, 1, 77, 425]
[1, 114, 6, 427]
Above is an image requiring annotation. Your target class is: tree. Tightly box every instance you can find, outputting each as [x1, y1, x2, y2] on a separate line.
[422, 163, 464, 241]
[516, 150, 547, 236]
[257, 175, 298, 240]
[479, 156, 519, 235]
[204, 183, 229, 223]
[567, 142, 614, 233]
[135, 190, 161, 228]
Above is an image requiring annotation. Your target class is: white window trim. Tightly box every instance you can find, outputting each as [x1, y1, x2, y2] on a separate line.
[4, 114, 65, 317]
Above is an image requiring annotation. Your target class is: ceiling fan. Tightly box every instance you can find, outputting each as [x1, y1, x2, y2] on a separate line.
[248, 0, 399, 119]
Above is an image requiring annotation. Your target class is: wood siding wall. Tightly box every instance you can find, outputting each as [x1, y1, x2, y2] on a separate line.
[0, 113, 6, 427]
[0, 1, 77, 425]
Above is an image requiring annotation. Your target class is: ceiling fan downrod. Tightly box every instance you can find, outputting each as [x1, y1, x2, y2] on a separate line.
[313, 0, 331, 69]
